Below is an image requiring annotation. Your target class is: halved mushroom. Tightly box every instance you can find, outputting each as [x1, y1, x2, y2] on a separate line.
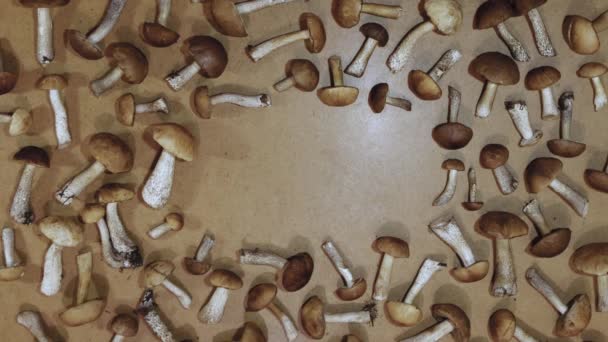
[462, 167, 484, 211]
[0, 227, 24, 281]
[17, 311, 52, 342]
[399, 304, 470, 342]
[80, 204, 123, 269]
[0, 47, 17, 95]
[513, 0, 555, 57]
[563, 10, 608, 55]
[183, 233, 215, 275]
[19, 0, 69, 65]
[577, 62, 608, 112]
[0, 109, 32, 136]
[433, 159, 464, 206]
[471, 52, 520, 118]
[584, 153, 608, 193]
[240, 248, 314, 292]
[136, 289, 176, 341]
[409, 49, 462, 101]
[10, 146, 50, 225]
[523, 199, 571, 258]
[90, 43, 148, 97]
[372, 236, 409, 301]
[332, 0, 401, 28]
[525, 66, 560, 120]
[301, 296, 376, 340]
[142, 0, 180, 47]
[480, 144, 518, 195]
[193, 86, 271, 119]
[345, 23, 389, 77]
[489, 309, 539, 342]
[317, 56, 359, 107]
[116, 93, 169, 126]
[148, 213, 183, 239]
[432, 87, 472, 150]
[144, 260, 192, 309]
[368, 83, 411, 113]
[37, 74, 71, 148]
[274, 59, 319, 92]
[198, 269, 242, 324]
[547, 92, 586, 158]
[246, 283, 298, 341]
[322, 240, 367, 301]
[505, 101, 543, 147]
[110, 313, 139, 341]
[570, 243, 608, 312]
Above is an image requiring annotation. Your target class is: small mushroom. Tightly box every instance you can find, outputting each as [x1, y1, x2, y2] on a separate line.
[505, 101, 543, 147]
[193, 86, 271, 119]
[480, 144, 518, 195]
[471, 52, 520, 118]
[80, 204, 123, 269]
[547, 92, 586, 158]
[317, 56, 359, 107]
[526, 267, 591, 337]
[90, 43, 148, 97]
[570, 243, 608, 312]
[148, 213, 183, 239]
[399, 304, 470, 342]
[0, 48, 17, 95]
[429, 215, 489, 283]
[372, 236, 409, 301]
[142, 0, 180, 47]
[233, 321, 266, 342]
[563, 10, 608, 55]
[37, 74, 71, 148]
[432, 87, 472, 150]
[110, 313, 139, 341]
[462, 167, 484, 211]
[300, 296, 376, 340]
[386, 258, 446, 327]
[577, 62, 608, 111]
[144, 260, 192, 309]
[16, 311, 52, 342]
[433, 159, 464, 206]
[368, 83, 411, 113]
[198, 269, 243, 324]
[332, 0, 402, 28]
[66, 0, 128, 59]
[136, 289, 176, 342]
[10, 146, 50, 225]
[409, 49, 462, 101]
[246, 283, 298, 341]
[525, 157, 589, 217]
[345, 23, 389, 78]
[489, 309, 539, 342]
[0, 109, 32, 136]
[19, 0, 69, 65]
[0, 227, 24, 281]
[523, 199, 571, 258]
[525, 66, 561, 120]
[183, 233, 215, 275]
[322, 240, 367, 301]
[246, 13, 325, 62]
[116, 93, 169, 126]
[584, 153, 608, 193]
[239, 248, 314, 292]
[273, 59, 319, 92]
[387, 0, 462, 73]
[141, 123, 195, 209]
[513, 0, 556, 57]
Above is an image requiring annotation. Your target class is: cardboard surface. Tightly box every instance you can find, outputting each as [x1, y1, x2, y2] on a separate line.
[0, 0, 607, 341]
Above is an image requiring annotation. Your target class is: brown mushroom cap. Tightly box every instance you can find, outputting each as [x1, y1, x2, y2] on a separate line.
[208, 269, 243, 290]
[183, 36, 228, 78]
[20, 0, 69, 7]
[7, 109, 32, 136]
[0, 70, 17, 95]
[547, 139, 586, 158]
[116, 93, 136, 126]
[141, 22, 180, 48]
[65, 29, 104, 60]
[37, 74, 67, 90]
[474, 0, 516, 29]
[360, 23, 389, 46]
[489, 309, 516, 342]
[59, 299, 105, 327]
[525, 157, 563, 193]
[246, 283, 277, 311]
[300, 296, 326, 339]
[529, 228, 571, 258]
[408, 70, 442, 100]
[331, 0, 363, 28]
[480, 144, 509, 169]
[584, 169, 608, 193]
[462, 201, 484, 211]
[442, 159, 465, 171]
[301, 13, 326, 53]
[563, 15, 600, 55]
[525, 66, 561, 90]
[451, 261, 489, 283]
[193, 86, 213, 119]
[431, 304, 471, 342]
[432, 123, 473, 150]
[386, 301, 422, 327]
[577, 62, 608, 78]
[111, 314, 139, 337]
[209, 0, 247, 37]
[373, 236, 410, 258]
[470, 52, 520, 85]
[105, 43, 148, 84]
[183, 257, 212, 276]
[14, 146, 50, 168]
[477, 211, 529, 240]
[287, 59, 319, 92]
[39, 216, 83, 247]
[144, 260, 174, 287]
[165, 213, 184, 231]
[570, 243, 608, 276]
[425, 0, 463, 35]
[80, 203, 105, 224]
[88, 133, 134, 173]
[96, 183, 134, 204]
[513, 0, 546, 13]
[555, 294, 591, 337]
[234, 322, 266, 342]
[335, 278, 367, 301]
[281, 252, 314, 292]
[369, 83, 389, 113]
[150, 123, 195, 161]
[317, 86, 359, 107]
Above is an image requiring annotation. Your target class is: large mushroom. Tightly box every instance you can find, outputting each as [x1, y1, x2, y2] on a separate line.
[116, 93, 169, 126]
[317, 56, 359, 107]
[372, 236, 409, 301]
[322, 240, 367, 301]
[183, 233, 215, 275]
[246, 283, 298, 341]
[17, 311, 53, 342]
[563, 10, 608, 55]
[0, 47, 17, 95]
[300, 296, 376, 340]
[198, 269, 242, 324]
[19, 0, 69, 65]
[274, 59, 319, 92]
[136, 289, 176, 341]
[577, 62, 608, 112]
[0, 109, 32, 136]
[432, 87, 472, 150]
[547, 92, 586, 158]
[462, 167, 484, 211]
[332, 0, 402, 28]
[409, 49, 462, 101]
[90, 43, 148, 97]
[433, 159, 464, 206]
[570, 243, 608, 312]
[80, 204, 123, 269]
[142, 0, 180, 47]
[505, 101, 543, 147]
[10, 146, 50, 225]
[345, 23, 389, 78]
[489, 309, 539, 342]
[513, 0, 555, 56]
[368, 83, 411, 113]
[37, 74, 71, 148]
[0, 227, 25, 281]
[193, 86, 271, 119]
[584, 152, 608, 193]
[471, 52, 520, 118]
[240, 248, 314, 292]
[480, 144, 518, 195]
[523, 199, 571, 258]
[525, 66, 561, 120]
[144, 260, 192, 309]
[399, 304, 470, 342]
[109, 313, 139, 341]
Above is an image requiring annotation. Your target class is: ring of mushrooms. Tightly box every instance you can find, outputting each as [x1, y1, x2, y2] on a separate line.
[116, 93, 169, 126]
[322, 240, 367, 301]
[368, 83, 411, 113]
[37, 74, 71, 148]
[345, 23, 389, 78]
[409, 49, 462, 101]
[505, 101, 543, 147]
[332, 0, 402, 28]
[471, 52, 520, 118]
[246, 283, 298, 341]
[317, 56, 359, 107]
[547, 92, 586, 158]
[90, 43, 148, 97]
[372, 236, 409, 301]
[301, 296, 376, 340]
[570, 243, 608, 312]
[198, 269, 242, 324]
[0, 227, 25, 281]
[0, 109, 32, 136]
[462, 167, 484, 211]
[193, 86, 271, 119]
[480, 144, 518, 195]
[523, 199, 571, 258]
[399, 304, 470, 342]
[274, 59, 319, 92]
[433, 159, 464, 207]
[10, 146, 49, 225]
[239, 248, 314, 292]
[432, 87, 472, 150]
[142, 0, 180, 47]
[184, 233, 215, 275]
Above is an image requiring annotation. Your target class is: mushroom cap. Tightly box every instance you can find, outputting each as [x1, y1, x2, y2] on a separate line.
[385, 301, 422, 327]
[234, 322, 266, 342]
[96, 183, 134, 203]
[547, 139, 586, 158]
[477, 211, 529, 240]
[488, 309, 516, 342]
[150, 123, 195, 161]
[335, 278, 367, 301]
[281, 252, 314, 292]
[525, 66, 561, 90]
[116, 93, 135, 126]
[442, 159, 465, 171]
[209, 0, 247, 37]
[577, 62, 608, 78]
[80, 203, 105, 224]
[373, 236, 410, 258]
[141, 22, 180, 48]
[0, 71, 17, 95]
[208, 269, 243, 290]
[88, 133, 134, 173]
[183, 257, 212, 275]
[555, 294, 591, 337]
[451, 261, 489, 283]
[193, 86, 212, 119]
[111, 314, 139, 337]
[462, 201, 484, 211]
[19, 0, 69, 7]
[431, 304, 471, 342]
[59, 299, 105, 327]
[360, 23, 389, 46]
[512, 0, 546, 13]
[65, 29, 103, 60]
[14, 146, 50, 168]
[165, 213, 184, 231]
[563, 15, 600, 55]
[144, 260, 175, 287]
[331, 0, 363, 28]
[474, 0, 516, 29]
[317, 86, 359, 107]
[525, 157, 563, 193]
[570, 243, 608, 276]
[424, 0, 463, 35]
[183, 36, 228, 78]
[369, 83, 389, 113]
[105, 43, 148, 84]
[470, 52, 520, 85]
[432, 123, 473, 150]
[408, 70, 442, 100]
[342, 335, 362, 342]
[480, 144, 509, 169]
[287, 59, 319, 92]
[300, 296, 326, 339]
[36, 74, 67, 90]
[7, 109, 33, 136]
[529, 228, 571, 258]
[246, 283, 277, 311]
[0, 265, 25, 281]
[584, 169, 608, 193]
[39, 216, 83, 247]
[301, 13, 326, 53]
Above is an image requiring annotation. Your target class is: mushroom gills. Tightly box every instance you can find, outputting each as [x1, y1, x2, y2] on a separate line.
[142, 149, 176, 209]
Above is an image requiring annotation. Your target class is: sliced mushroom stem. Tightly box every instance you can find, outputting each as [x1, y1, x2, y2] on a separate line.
[162, 278, 192, 309]
[433, 169, 458, 206]
[548, 178, 588, 217]
[76, 252, 92, 305]
[105, 202, 139, 258]
[540, 87, 559, 119]
[523, 199, 550, 236]
[274, 76, 297, 92]
[403, 258, 445, 304]
[495, 22, 530, 62]
[373, 253, 394, 301]
[387, 21, 435, 73]
[247, 29, 310, 62]
[505, 101, 541, 146]
[360, 3, 402, 18]
[48, 88, 71, 148]
[2, 228, 20, 267]
[345, 37, 378, 78]
[10, 164, 36, 224]
[87, 0, 128, 44]
[135, 98, 169, 114]
[36, 8, 53, 65]
[329, 56, 344, 86]
[137, 289, 176, 342]
[199, 287, 229, 324]
[493, 165, 518, 194]
[527, 8, 555, 57]
[239, 249, 286, 269]
[559, 92, 573, 140]
[476, 82, 498, 118]
[156, 0, 172, 26]
[90, 67, 124, 97]
[514, 325, 539, 342]
[322, 240, 355, 288]
[384, 96, 412, 110]
[427, 49, 462, 82]
[165, 62, 201, 91]
[448, 86, 461, 122]
[40, 243, 63, 296]
[236, 0, 299, 15]
[17, 311, 51, 342]
[324, 311, 371, 323]
[210, 93, 271, 108]
[467, 168, 478, 203]
[194, 234, 215, 261]
[526, 267, 568, 314]
[142, 149, 176, 209]
[429, 216, 476, 267]
[492, 239, 517, 297]
[148, 223, 173, 239]
[401, 319, 454, 342]
[590, 76, 608, 111]
[267, 302, 299, 341]
[598, 275, 608, 312]
[95, 218, 123, 268]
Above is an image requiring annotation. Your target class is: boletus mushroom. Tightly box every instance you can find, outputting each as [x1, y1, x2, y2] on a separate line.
[37, 74, 71, 148]
[547, 92, 586, 158]
[17, 311, 52, 342]
[584, 152, 608, 193]
[0, 47, 17, 95]
[0, 109, 32, 136]
[141, 0, 180, 47]
[489, 309, 539, 342]
[144, 260, 192, 309]
[10, 146, 50, 225]
[0, 227, 24, 281]
[136, 289, 176, 341]
[184, 233, 215, 275]
[563, 10, 608, 55]
[432, 87, 472, 150]
[300, 296, 376, 340]
[372, 236, 409, 301]
[462, 167, 484, 211]
[409, 49, 462, 101]
[471, 52, 520, 118]
[332, 0, 402, 28]
[274, 59, 319, 92]
[90, 43, 148, 97]
[233, 321, 266, 342]
[148, 213, 183, 239]
[399, 304, 470, 342]
[240, 248, 314, 292]
[513, 0, 556, 57]
[246, 283, 298, 341]
[322, 240, 367, 301]
[523, 199, 571, 258]
[193, 86, 271, 119]
[480, 144, 518, 195]
[505, 101, 543, 147]
[433, 159, 464, 206]
[345, 23, 389, 77]
[368, 83, 411, 113]
[116, 93, 169, 126]
[317, 56, 359, 107]
[198, 269, 243, 324]
[525, 66, 561, 120]
[19, 0, 70, 65]
[570, 243, 608, 312]
[577, 62, 608, 112]
[110, 313, 139, 341]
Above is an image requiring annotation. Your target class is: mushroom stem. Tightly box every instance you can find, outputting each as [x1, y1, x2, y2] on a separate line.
[135, 98, 169, 114]
[597, 275, 608, 312]
[235, 0, 299, 14]
[523, 199, 550, 236]
[239, 249, 287, 269]
[17, 311, 51, 342]
[322, 240, 355, 288]
[527, 8, 555, 57]
[75, 252, 92, 305]
[194, 234, 215, 261]
[90, 67, 124, 96]
[495, 22, 530, 62]
[162, 278, 192, 309]
[427, 49, 462, 82]
[559, 92, 573, 140]
[165, 61, 201, 91]
[329, 56, 344, 87]
[476, 82, 498, 118]
[36, 8, 53, 65]
[372, 253, 394, 301]
[198, 287, 229, 324]
[95, 218, 123, 268]
[148, 223, 173, 239]
[385, 96, 412, 111]
[401, 320, 454, 342]
[514, 325, 539, 342]
[142, 149, 176, 209]
[493, 165, 518, 194]
[467, 168, 478, 203]
[548, 178, 588, 217]
[506, 101, 541, 146]
[247, 29, 310, 62]
[274, 76, 297, 92]
[387, 21, 435, 73]
[48, 88, 71, 148]
[210, 93, 271, 108]
[112, 335, 126, 342]
[345, 37, 378, 78]
[137, 289, 176, 342]
[429, 216, 476, 268]
[540, 87, 559, 120]
[267, 302, 299, 342]
[448, 86, 461, 122]
[360, 3, 402, 18]
[86, 0, 128, 44]
[156, 0, 172, 26]
[324, 311, 371, 323]
[590, 77, 608, 111]
[0, 113, 11, 122]
[105, 203, 139, 259]
[403, 259, 445, 304]
[10, 164, 36, 225]
[433, 169, 458, 206]
[492, 239, 517, 297]
[526, 267, 568, 314]
[40, 243, 63, 296]
[2, 228, 20, 267]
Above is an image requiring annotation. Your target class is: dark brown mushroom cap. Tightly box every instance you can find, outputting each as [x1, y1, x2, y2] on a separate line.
[462, 201, 484, 211]
[14, 146, 50, 168]
[525, 66, 561, 90]
[88, 133, 134, 173]
[489, 309, 516, 342]
[141, 22, 180, 48]
[525, 157, 563, 193]
[555, 294, 591, 337]
[116, 93, 135, 126]
[477, 211, 529, 239]
[317, 86, 359, 107]
[451, 261, 489, 283]
[470, 52, 520, 85]
[193, 86, 212, 119]
[563, 15, 600, 55]
[335, 278, 367, 301]
[183, 36, 228, 78]
[369, 83, 389, 113]
[360, 23, 389, 46]
[36, 74, 67, 90]
[281, 252, 314, 292]
[19, 0, 69, 7]
[0, 71, 17, 95]
[480, 144, 509, 169]
[234, 322, 266, 342]
[408, 70, 442, 100]
[474, 0, 517, 29]
[547, 139, 586, 158]
[287, 59, 319, 92]
[431, 304, 471, 342]
[432, 123, 473, 150]
[577, 62, 608, 78]
[246, 283, 277, 311]
[529, 228, 571, 258]
[300, 296, 326, 339]
[331, 0, 363, 28]
[386, 301, 422, 327]
[373, 236, 409, 258]
[110, 314, 139, 337]
[209, 0, 247, 37]
[208, 269, 243, 290]
[96, 183, 134, 203]
[105, 43, 148, 84]
[570, 243, 608, 276]
[301, 13, 326, 53]
[584, 169, 608, 193]
[425, 0, 463, 35]
[183, 257, 212, 275]
[150, 123, 195, 161]
[512, 0, 546, 14]
[65, 29, 104, 60]
[442, 159, 465, 171]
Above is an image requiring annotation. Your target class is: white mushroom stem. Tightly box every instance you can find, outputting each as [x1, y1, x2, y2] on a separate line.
[400, 320, 455, 342]
[433, 169, 459, 206]
[495, 22, 530, 62]
[198, 287, 229, 324]
[527, 8, 555, 57]
[360, 3, 402, 18]
[10, 164, 36, 225]
[86, 0, 128, 44]
[506, 101, 541, 146]
[476, 82, 498, 118]
[540, 87, 559, 120]
[147, 223, 173, 239]
[548, 178, 588, 217]
[467, 168, 478, 203]
[239, 249, 286, 269]
[156, 0, 172, 26]
[95, 218, 123, 268]
[372, 253, 394, 301]
[135, 98, 169, 114]
[162, 278, 192, 309]
[36, 8, 53, 65]
[345, 37, 379, 78]
[112, 334, 126, 342]
[90, 67, 123, 97]
[492, 239, 517, 297]
[137, 290, 176, 342]
[427, 49, 462, 82]
[526, 267, 567, 314]
[493, 165, 518, 195]
[589, 76, 607, 111]
[105, 202, 138, 255]
[267, 302, 299, 341]
[40, 243, 63, 296]
[194, 234, 215, 262]
[514, 325, 539, 342]
[2, 228, 20, 267]
[274, 76, 297, 92]
[17, 311, 51, 342]
[387, 21, 435, 73]
[448, 86, 461, 122]
[403, 258, 445, 304]
[247, 29, 310, 62]
[523, 199, 550, 236]
[324, 311, 372, 323]
[559, 92, 573, 140]
[142, 149, 176, 209]
[47, 89, 71, 149]
[597, 275, 608, 312]
[165, 62, 200, 91]
[235, 0, 300, 15]
[0, 113, 11, 122]
[209, 93, 271, 108]
[322, 240, 355, 288]
[385, 96, 412, 111]
[429, 216, 476, 267]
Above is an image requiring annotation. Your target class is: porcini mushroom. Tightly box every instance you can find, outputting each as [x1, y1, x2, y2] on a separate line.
[433, 159, 464, 206]
[584, 153, 608, 193]
[477, 211, 529, 297]
[471, 52, 520, 118]
[37, 74, 71, 148]
[332, 0, 401, 28]
[110, 314, 139, 341]
[80, 204, 123, 269]
[0, 109, 32, 136]
[19, 0, 69, 65]
[39, 216, 83, 296]
[0, 48, 17, 95]
[183, 233, 215, 275]
[368, 83, 411, 113]
[399, 304, 470, 342]
[525, 66, 561, 120]
[116, 93, 169, 126]
[489, 309, 539, 342]
[233, 321, 266, 342]
[505, 101, 543, 147]
[317, 56, 359, 107]
[322, 240, 367, 301]
[144, 260, 192, 309]
[513, 0, 555, 57]
[246, 283, 298, 341]
[372, 236, 409, 301]
[387, 0, 462, 73]
[570, 243, 608, 312]
[136, 289, 176, 342]
[246, 13, 325, 62]
[142, 0, 180, 47]
[198, 269, 243, 324]
[0, 227, 24, 281]
[274, 59, 319, 92]
[386, 258, 446, 327]
[90, 43, 148, 97]
[577, 62, 608, 111]
[141, 123, 194, 209]
[526, 267, 591, 337]
[300, 296, 376, 340]
[563, 10, 608, 55]
[480, 144, 519, 195]
[409, 49, 462, 101]
[148, 213, 183, 239]
[547, 92, 586, 158]
[432, 87, 472, 150]
[240, 248, 314, 292]
[17, 311, 52, 342]
[525, 157, 589, 217]
[192, 86, 271, 119]
[523, 199, 571, 258]
[10, 146, 50, 225]
[345, 23, 389, 77]
[429, 215, 489, 283]
[462, 167, 484, 211]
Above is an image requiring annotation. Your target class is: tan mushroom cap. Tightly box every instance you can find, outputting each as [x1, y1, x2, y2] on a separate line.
[96, 183, 134, 203]
[425, 0, 463, 35]
[287, 59, 319, 92]
[513, 0, 546, 13]
[386, 301, 422, 327]
[39, 216, 83, 247]
[209, 0, 247, 37]
[300, 296, 326, 339]
[317, 86, 359, 107]
[65, 29, 104, 60]
[14, 146, 50, 168]
[301, 13, 326, 53]
[165, 213, 184, 231]
[555, 294, 591, 337]
[88, 132, 134, 173]
[335, 277, 367, 301]
[36, 74, 67, 90]
[409, 70, 442, 100]
[281, 252, 314, 292]
[443, 159, 465, 171]
[431, 304, 471, 342]
[150, 123, 195, 161]
[208, 269, 243, 290]
[342, 335, 362, 342]
[584, 168, 608, 193]
[488, 309, 516, 342]
[577, 62, 608, 78]
[373, 236, 410, 258]
[0, 70, 17, 95]
[477, 211, 529, 240]
[563, 15, 600, 55]
[525, 66, 561, 90]
[59, 299, 105, 327]
[80, 203, 105, 224]
[144, 260, 175, 287]
[193, 86, 213, 119]
[361, 23, 389, 46]
[570, 243, 608, 276]
[111, 314, 139, 337]
[0, 265, 25, 281]
[234, 321, 266, 342]
[116, 93, 136, 126]
[142, 22, 180, 48]
[432, 122, 473, 150]
[470, 52, 520, 85]
[7, 109, 32, 136]
[331, 0, 365, 28]
[451, 261, 489, 283]
[547, 139, 586, 158]
[183, 36, 228, 78]
[474, 0, 516, 29]
[20, 0, 69, 7]
[480, 144, 509, 169]
[525, 157, 563, 193]
[529, 228, 571, 258]
[105, 43, 148, 84]
[183, 256, 212, 276]
[246, 283, 277, 311]
[369, 83, 389, 113]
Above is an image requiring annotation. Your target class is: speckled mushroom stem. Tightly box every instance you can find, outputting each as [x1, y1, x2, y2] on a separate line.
[427, 49, 462, 82]
[36, 8, 53, 65]
[448, 86, 460, 122]
[548, 178, 588, 217]
[559, 92, 574, 140]
[40, 243, 63, 296]
[476, 81, 498, 118]
[346, 37, 379, 78]
[514, 325, 539, 342]
[247, 29, 311, 62]
[198, 287, 229, 324]
[523, 199, 550, 236]
[540, 87, 559, 120]
[239, 249, 286, 269]
[3, 228, 20, 267]
[55, 161, 106, 205]
[322, 240, 355, 288]
[137, 289, 176, 342]
[266, 303, 299, 341]
[142, 149, 176, 209]
[194, 234, 215, 262]
[429, 216, 476, 268]
[156, 0, 172, 26]
[235, 0, 300, 14]
[95, 217, 123, 268]
[527, 8, 556, 57]
[324, 310, 373, 323]
[86, 0, 128, 45]
[433, 169, 459, 206]
[373, 252, 395, 301]
[387, 21, 435, 73]
[525, 267, 568, 314]
[162, 278, 192, 309]
[505, 101, 542, 147]
[403, 259, 445, 304]
[10, 164, 36, 225]
[105, 202, 142, 268]
[493, 165, 518, 195]
[400, 320, 455, 342]
[90, 67, 124, 97]
[209, 93, 271, 108]
[492, 239, 517, 297]
[360, 3, 402, 18]
[467, 168, 478, 203]
[135, 97, 169, 114]
[495, 23, 530, 62]
[17, 311, 51, 342]
[589, 76, 608, 111]
[47, 88, 71, 148]
[165, 62, 201, 91]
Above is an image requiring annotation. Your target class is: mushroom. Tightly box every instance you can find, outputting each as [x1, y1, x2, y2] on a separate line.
[165, 35, 228, 91]
[513, 0, 555, 57]
[19, 0, 69, 65]
[322, 240, 367, 301]
[246, 13, 325, 62]
[65, 0, 128, 59]
[239, 248, 314, 292]
[37, 74, 71, 148]
[10, 146, 50, 225]
[433, 159, 464, 206]
[523, 199, 571, 258]
[0, 47, 17, 95]
[399, 304, 470, 342]
[409, 49, 462, 101]
[193, 86, 271, 119]
[476, 211, 529, 297]
[144, 260, 192, 309]
[345, 23, 389, 78]
[183, 233, 215, 275]
[136, 289, 176, 342]
[570, 243, 608, 312]
[489, 309, 539, 342]
[386, 258, 446, 327]
[584, 153, 608, 193]
[387, 0, 462, 73]
[16, 311, 52, 342]
[432, 87, 472, 150]
[274, 59, 319, 92]
[577, 62, 608, 111]
[462, 167, 484, 211]
[429, 215, 489, 283]
[368, 83, 411, 113]
[39, 216, 83, 296]
[525, 66, 561, 120]
[0, 109, 32, 136]
[563, 10, 608, 55]
[141, 123, 195, 209]
[525, 157, 589, 217]
[80, 204, 123, 269]
[148, 213, 184, 239]
[480, 144, 518, 195]
[110, 314, 139, 342]
[332, 0, 402, 28]
[525, 267, 591, 337]
[198, 269, 243, 324]
[300, 296, 376, 340]
[474, 1, 530, 62]
[245, 283, 298, 341]
[371, 236, 409, 301]
[317, 56, 359, 107]
[90, 43, 148, 97]
[471, 52, 520, 118]
[0, 227, 24, 281]
[59, 251, 106, 326]
[547, 92, 586, 158]
[233, 321, 266, 342]
[505, 101, 543, 147]
[343, 335, 362, 342]
[116, 93, 169, 126]
[142, 0, 180, 47]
